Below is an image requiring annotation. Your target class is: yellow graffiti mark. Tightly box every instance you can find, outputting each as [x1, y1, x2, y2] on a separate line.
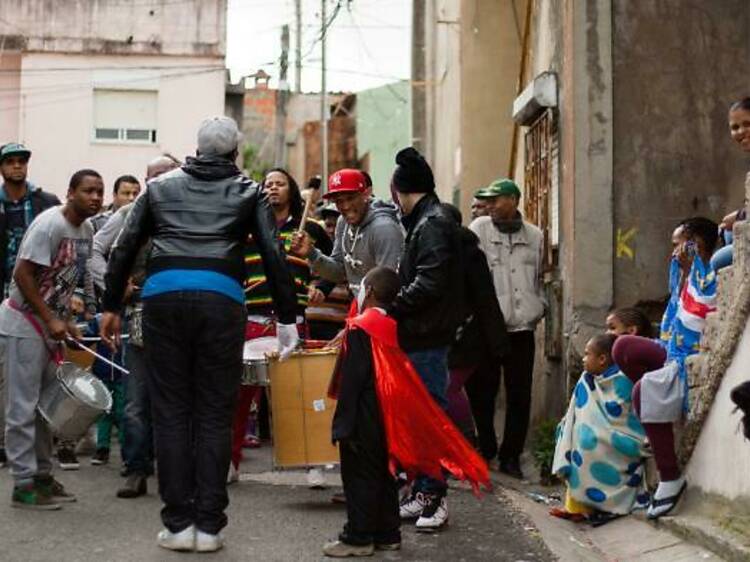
[616, 227, 636, 260]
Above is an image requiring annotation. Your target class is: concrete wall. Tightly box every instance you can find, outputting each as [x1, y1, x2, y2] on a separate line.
[611, 0, 750, 308]
[687, 318, 750, 501]
[459, 0, 525, 215]
[15, 52, 224, 199]
[422, 0, 461, 205]
[0, 0, 226, 57]
[356, 81, 411, 200]
[0, 53, 21, 144]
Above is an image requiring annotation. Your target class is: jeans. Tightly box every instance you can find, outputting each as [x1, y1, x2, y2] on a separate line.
[710, 244, 733, 272]
[407, 347, 449, 497]
[143, 291, 245, 535]
[121, 344, 154, 476]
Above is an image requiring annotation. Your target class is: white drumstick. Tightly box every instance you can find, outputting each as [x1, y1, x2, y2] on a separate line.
[66, 338, 130, 376]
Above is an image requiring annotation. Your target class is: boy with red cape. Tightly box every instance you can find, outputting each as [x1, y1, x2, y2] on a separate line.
[323, 267, 491, 558]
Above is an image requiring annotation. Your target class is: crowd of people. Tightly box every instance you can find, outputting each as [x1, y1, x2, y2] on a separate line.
[0, 95, 746, 557]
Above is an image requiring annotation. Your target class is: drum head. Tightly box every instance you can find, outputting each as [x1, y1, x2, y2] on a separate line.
[243, 336, 279, 361]
[57, 362, 112, 410]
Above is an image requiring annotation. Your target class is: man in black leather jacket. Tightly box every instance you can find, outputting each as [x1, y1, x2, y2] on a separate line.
[388, 147, 464, 532]
[100, 117, 298, 553]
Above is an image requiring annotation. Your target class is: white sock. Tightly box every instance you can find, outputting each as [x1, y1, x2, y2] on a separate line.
[653, 476, 686, 501]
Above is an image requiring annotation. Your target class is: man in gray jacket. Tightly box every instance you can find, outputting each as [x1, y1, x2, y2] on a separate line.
[291, 168, 403, 295]
[469, 178, 545, 480]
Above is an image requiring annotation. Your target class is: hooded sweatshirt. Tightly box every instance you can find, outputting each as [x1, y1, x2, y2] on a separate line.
[309, 199, 404, 292]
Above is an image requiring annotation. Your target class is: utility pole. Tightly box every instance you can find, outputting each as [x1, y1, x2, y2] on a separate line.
[320, 0, 328, 187]
[295, 0, 302, 93]
[274, 24, 290, 167]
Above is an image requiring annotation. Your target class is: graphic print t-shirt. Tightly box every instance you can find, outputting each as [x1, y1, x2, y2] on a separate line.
[0, 206, 93, 338]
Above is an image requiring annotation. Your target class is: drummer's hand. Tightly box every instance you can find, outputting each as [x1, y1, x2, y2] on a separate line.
[324, 328, 345, 351]
[290, 231, 313, 258]
[99, 312, 122, 351]
[66, 322, 83, 341]
[277, 322, 300, 361]
[308, 286, 325, 305]
[45, 317, 68, 341]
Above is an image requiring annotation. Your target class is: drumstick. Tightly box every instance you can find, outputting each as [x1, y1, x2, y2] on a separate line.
[65, 338, 130, 376]
[298, 176, 322, 234]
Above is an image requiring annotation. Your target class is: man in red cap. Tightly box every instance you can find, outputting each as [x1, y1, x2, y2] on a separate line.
[291, 169, 403, 297]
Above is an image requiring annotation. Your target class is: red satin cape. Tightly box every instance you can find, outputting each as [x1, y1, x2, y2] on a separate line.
[345, 308, 491, 496]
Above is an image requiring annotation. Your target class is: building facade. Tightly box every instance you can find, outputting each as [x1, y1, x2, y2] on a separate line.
[0, 0, 227, 198]
[413, 0, 750, 428]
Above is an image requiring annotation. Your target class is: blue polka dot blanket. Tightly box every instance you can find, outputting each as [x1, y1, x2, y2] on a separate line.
[552, 364, 650, 515]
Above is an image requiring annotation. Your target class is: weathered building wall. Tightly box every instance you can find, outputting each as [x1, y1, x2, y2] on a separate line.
[422, 0, 461, 204]
[16, 53, 224, 198]
[0, 53, 21, 144]
[0, 0, 226, 57]
[242, 87, 277, 166]
[458, 0, 525, 216]
[612, 0, 750, 308]
[356, 81, 411, 200]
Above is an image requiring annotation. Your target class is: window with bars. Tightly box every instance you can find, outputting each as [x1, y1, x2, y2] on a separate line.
[523, 108, 559, 272]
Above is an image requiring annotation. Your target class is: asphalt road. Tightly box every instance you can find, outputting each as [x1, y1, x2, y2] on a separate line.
[0, 446, 553, 562]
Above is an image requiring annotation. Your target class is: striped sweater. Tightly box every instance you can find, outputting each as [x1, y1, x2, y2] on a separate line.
[244, 216, 331, 318]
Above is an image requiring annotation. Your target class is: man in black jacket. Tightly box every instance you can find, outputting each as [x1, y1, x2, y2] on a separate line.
[0, 143, 60, 469]
[99, 117, 298, 553]
[388, 147, 464, 532]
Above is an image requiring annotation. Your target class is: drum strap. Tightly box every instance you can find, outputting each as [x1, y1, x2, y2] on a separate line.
[7, 299, 64, 364]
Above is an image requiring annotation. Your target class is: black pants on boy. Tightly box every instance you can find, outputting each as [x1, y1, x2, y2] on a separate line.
[143, 291, 245, 535]
[339, 439, 400, 546]
[465, 330, 535, 462]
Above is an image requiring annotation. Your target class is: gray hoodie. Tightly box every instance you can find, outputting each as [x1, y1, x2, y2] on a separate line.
[310, 199, 404, 292]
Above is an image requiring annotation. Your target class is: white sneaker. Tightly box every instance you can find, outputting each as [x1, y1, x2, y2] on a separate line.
[416, 495, 448, 532]
[196, 529, 224, 553]
[399, 491, 427, 520]
[227, 463, 239, 485]
[157, 525, 195, 551]
[307, 467, 326, 489]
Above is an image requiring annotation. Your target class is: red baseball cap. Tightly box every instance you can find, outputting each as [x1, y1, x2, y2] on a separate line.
[324, 169, 367, 199]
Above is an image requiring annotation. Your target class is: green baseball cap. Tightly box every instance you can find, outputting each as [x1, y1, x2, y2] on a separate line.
[0, 143, 31, 163]
[477, 178, 521, 199]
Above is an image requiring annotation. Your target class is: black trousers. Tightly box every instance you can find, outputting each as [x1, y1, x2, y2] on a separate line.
[339, 439, 400, 546]
[143, 291, 245, 535]
[465, 330, 535, 461]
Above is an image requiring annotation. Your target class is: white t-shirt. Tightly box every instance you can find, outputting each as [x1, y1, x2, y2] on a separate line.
[0, 206, 93, 338]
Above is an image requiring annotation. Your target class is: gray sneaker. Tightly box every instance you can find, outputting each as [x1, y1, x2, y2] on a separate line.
[322, 540, 374, 558]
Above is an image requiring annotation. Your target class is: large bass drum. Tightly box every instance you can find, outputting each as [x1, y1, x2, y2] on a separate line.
[37, 362, 112, 440]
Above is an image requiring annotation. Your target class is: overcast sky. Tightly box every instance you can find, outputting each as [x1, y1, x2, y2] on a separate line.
[226, 0, 411, 93]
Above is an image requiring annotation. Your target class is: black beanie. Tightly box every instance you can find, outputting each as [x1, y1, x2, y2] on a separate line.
[392, 147, 435, 193]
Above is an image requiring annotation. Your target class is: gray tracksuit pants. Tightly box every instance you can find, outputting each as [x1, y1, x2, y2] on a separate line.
[1, 335, 55, 485]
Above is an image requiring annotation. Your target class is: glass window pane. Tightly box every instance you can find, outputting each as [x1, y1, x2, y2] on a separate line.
[95, 128, 120, 140]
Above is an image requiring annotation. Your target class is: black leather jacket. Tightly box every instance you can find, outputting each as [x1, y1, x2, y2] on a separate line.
[390, 193, 464, 351]
[102, 155, 297, 324]
[448, 227, 509, 368]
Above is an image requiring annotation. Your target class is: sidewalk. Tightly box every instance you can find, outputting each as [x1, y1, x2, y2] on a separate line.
[492, 467, 718, 561]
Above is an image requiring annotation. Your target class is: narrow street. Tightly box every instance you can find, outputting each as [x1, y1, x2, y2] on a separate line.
[0, 446, 553, 561]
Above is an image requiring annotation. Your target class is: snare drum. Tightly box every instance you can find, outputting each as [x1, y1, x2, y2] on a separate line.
[241, 337, 278, 386]
[38, 362, 113, 440]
